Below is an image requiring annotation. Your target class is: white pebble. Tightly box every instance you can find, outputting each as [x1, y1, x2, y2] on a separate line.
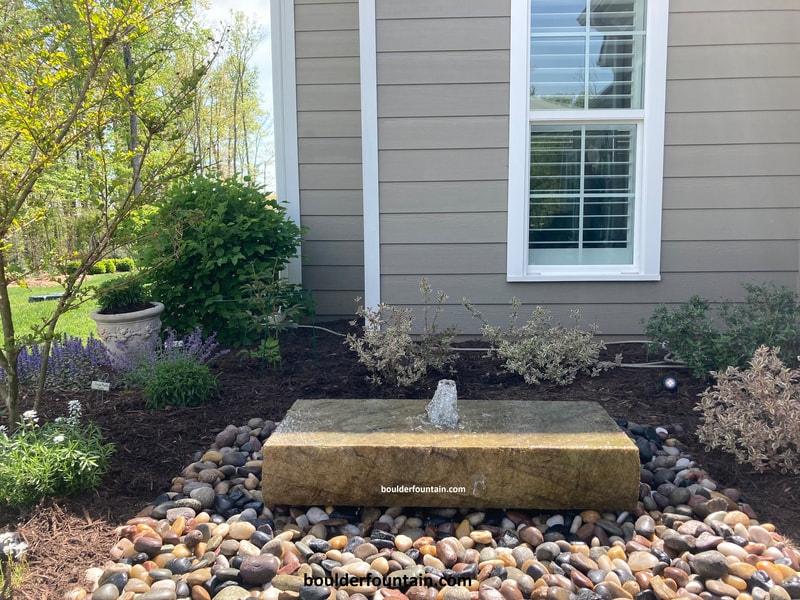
[546, 514, 565, 527]
[394, 516, 407, 529]
[664, 446, 680, 456]
[306, 506, 328, 525]
[717, 541, 748, 560]
[378, 514, 394, 525]
[655, 427, 669, 437]
[700, 478, 717, 491]
[385, 506, 404, 518]
[262, 588, 281, 600]
[466, 512, 485, 527]
[570, 516, 583, 534]
[501, 518, 516, 530]
[405, 517, 423, 529]
[152, 579, 176, 591]
[295, 514, 310, 530]
[765, 547, 784, 560]
[676, 458, 692, 468]
[612, 558, 632, 575]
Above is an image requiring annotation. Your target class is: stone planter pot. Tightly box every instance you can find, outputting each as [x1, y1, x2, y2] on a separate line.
[90, 302, 165, 357]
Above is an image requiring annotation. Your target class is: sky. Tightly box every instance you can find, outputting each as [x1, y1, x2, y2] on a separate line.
[200, 0, 275, 111]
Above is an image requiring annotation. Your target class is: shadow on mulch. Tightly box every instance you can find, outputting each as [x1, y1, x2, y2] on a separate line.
[2, 319, 799, 598]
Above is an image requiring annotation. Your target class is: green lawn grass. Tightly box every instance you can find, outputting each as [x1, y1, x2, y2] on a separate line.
[10, 273, 123, 341]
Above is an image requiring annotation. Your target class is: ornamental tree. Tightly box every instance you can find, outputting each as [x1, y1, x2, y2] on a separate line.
[0, 0, 215, 428]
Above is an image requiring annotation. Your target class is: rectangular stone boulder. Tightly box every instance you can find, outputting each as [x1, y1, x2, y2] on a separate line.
[261, 399, 639, 509]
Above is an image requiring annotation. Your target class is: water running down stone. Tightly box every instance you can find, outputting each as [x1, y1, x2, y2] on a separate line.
[426, 380, 459, 429]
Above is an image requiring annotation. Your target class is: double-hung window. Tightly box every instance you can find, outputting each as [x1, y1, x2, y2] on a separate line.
[507, 0, 669, 281]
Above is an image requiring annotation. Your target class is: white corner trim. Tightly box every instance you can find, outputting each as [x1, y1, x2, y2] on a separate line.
[271, 0, 302, 285]
[506, 0, 530, 280]
[360, 0, 380, 310]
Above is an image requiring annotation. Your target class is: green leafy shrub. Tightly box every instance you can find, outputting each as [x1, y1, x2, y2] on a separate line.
[62, 260, 82, 275]
[95, 275, 150, 313]
[138, 174, 304, 344]
[238, 268, 314, 369]
[98, 259, 116, 273]
[143, 357, 218, 409]
[114, 258, 135, 272]
[465, 299, 619, 386]
[88, 261, 106, 275]
[696, 346, 800, 474]
[644, 283, 800, 377]
[0, 401, 114, 508]
[346, 279, 457, 387]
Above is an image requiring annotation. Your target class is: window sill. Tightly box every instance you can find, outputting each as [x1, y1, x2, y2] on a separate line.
[507, 272, 661, 283]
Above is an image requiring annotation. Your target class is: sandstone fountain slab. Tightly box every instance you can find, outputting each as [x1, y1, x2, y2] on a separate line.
[261, 399, 639, 509]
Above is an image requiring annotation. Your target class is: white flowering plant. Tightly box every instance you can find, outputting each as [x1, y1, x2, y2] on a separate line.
[0, 532, 28, 598]
[0, 402, 114, 508]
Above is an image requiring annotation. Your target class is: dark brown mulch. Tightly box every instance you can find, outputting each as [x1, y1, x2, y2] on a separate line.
[2, 319, 799, 598]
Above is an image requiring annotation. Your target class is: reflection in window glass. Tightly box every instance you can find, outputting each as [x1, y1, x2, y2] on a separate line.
[529, 125, 636, 265]
[530, 0, 645, 110]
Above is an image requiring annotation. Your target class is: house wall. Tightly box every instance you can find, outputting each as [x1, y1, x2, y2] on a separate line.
[373, 0, 800, 336]
[295, 0, 364, 319]
[292, 0, 800, 334]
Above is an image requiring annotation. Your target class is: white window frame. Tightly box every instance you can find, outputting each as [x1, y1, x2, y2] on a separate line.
[507, 0, 669, 282]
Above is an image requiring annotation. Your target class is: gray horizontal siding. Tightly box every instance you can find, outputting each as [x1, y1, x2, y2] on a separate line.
[379, 117, 509, 149]
[378, 84, 510, 117]
[375, 0, 510, 19]
[379, 149, 508, 182]
[381, 241, 800, 276]
[665, 112, 800, 145]
[662, 178, 800, 210]
[297, 111, 362, 137]
[295, 3, 359, 31]
[302, 215, 363, 242]
[380, 181, 508, 213]
[307, 291, 362, 319]
[295, 1, 364, 314]
[377, 51, 509, 85]
[669, 11, 800, 46]
[296, 58, 360, 84]
[299, 164, 362, 189]
[296, 85, 361, 111]
[664, 145, 800, 177]
[295, 30, 360, 58]
[298, 138, 362, 164]
[668, 44, 800, 80]
[379, 210, 800, 245]
[300, 191, 362, 216]
[381, 272, 799, 306]
[303, 266, 364, 290]
[304, 241, 364, 266]
[377, 18, 510, 52]
[670, 0, 798, 12]
[666, 78, 800, 113]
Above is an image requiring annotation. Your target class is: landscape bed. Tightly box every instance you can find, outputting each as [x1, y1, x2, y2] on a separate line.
[1, 319, 799, 598]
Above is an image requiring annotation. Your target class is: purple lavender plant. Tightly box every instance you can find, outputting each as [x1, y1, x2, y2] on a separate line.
[112, 328, 227, 389]
[3, 334, 112, 392]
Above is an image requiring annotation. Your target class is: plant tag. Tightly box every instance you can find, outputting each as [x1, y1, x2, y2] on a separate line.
[91, 380, 111, 391]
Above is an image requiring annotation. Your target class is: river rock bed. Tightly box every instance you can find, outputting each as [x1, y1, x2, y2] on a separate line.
[66, 418, 800, 600]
